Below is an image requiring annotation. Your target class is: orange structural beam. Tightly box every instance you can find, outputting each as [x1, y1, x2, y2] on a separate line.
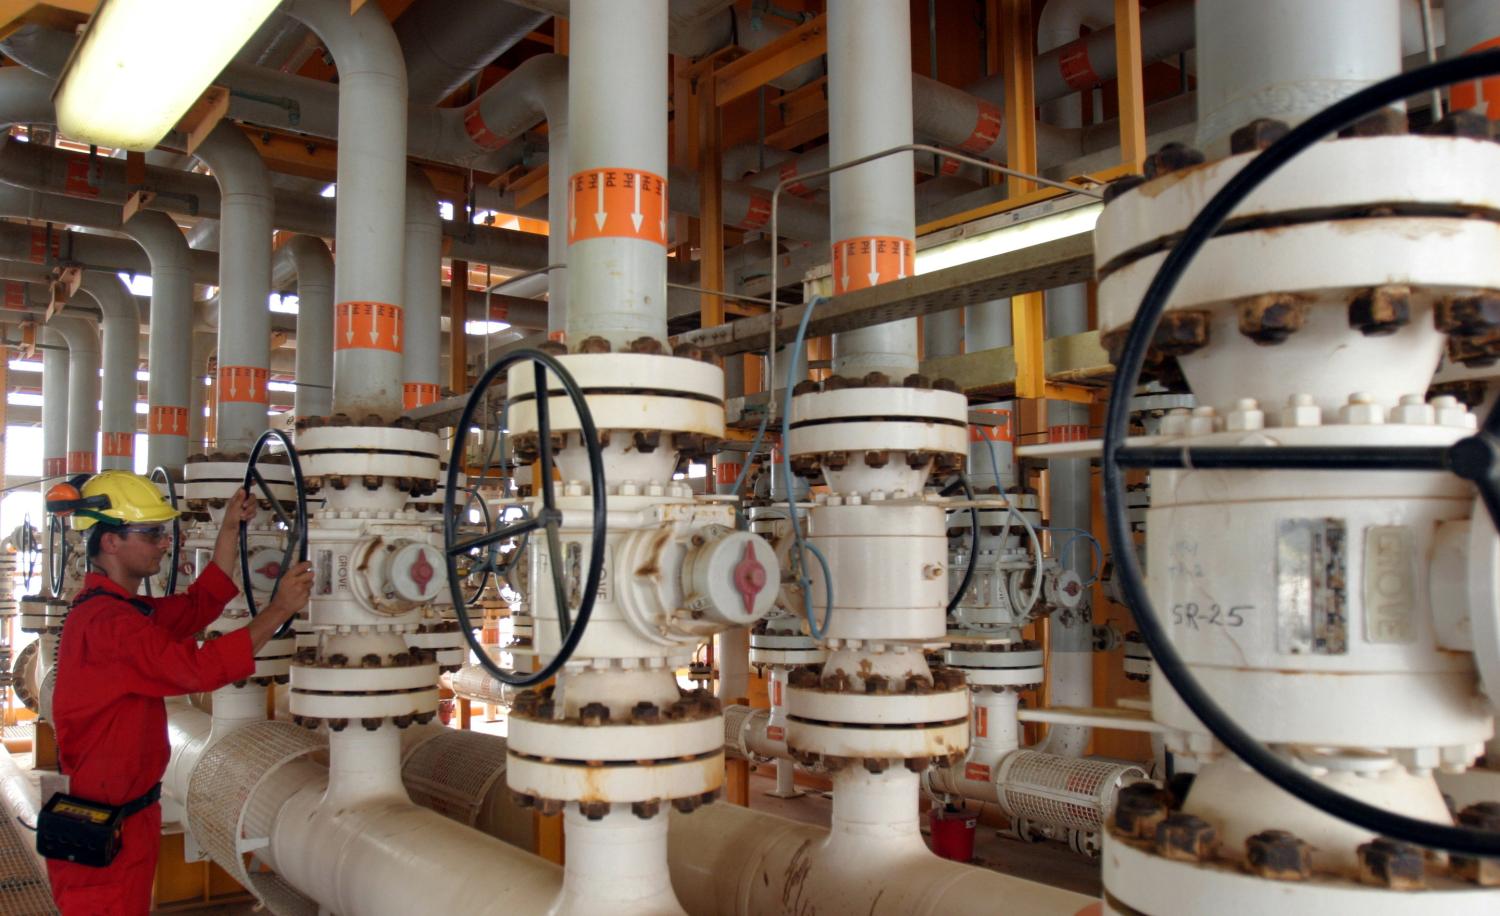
[714, 14, 827, 107]
[1114, 0, 1148, 172]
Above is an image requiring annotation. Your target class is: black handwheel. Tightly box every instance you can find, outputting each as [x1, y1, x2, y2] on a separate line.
[1102, 49, 1500, 856]
[18, 519, 39, 595]
[239, 429, 309, 640]
[443, 349, 607, 688]
[144, 466, 183, 597]
[46, 512, 68, 598]
[939, 472, 980, 616]
[454, 485, 505, 605]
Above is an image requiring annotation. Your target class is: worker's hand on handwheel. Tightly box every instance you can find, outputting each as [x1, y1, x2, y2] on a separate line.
[265, 561, 314, 619]
[212, 488, 258, 575]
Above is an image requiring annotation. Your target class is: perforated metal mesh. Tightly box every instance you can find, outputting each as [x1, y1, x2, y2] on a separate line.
[0, 789, 56, 915]
[722, 704, 755, 758]
[401, 728, 508, 826]
[186, 721, 323, 916]
[994, 749, 1148, 832]
[448, 664, 509, 703]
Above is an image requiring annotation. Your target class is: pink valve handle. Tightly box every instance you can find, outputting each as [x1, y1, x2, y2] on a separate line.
[733, 541, 767, 616]
[256, 561, 282, 580]
[409, 549, 435, 592]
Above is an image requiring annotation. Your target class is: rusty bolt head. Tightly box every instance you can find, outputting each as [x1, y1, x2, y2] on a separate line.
[578, 801, 612, 821]
[535, 699, 556, 719]
[1423, 108, 1490, 140]
[1230, 118, 1291, 154]
[1448, 333, 1500, 369]
[628, 336, 665, 355]
[361, 717, 383, 731]
[672, 794, 703, 814]
[932, 377, 961, 393]
[538, 339, 566, 356]
[821, 670, 852, 692]
[301, 716, 322, 731]
[904, 756, 931, 774]
[329, 413, 352, 427]
[632, 799, 662, 819]
[579, 702, 611, 726]
[414, 711, 436, 725]
[511, 791, 536, 810]
[1338, 107, 1408, 138]
[903, 674, 931, 694]
[788, 667, 820, 689]
[793, 379, 821, 397]
[1143, 142, 1205, 179]
[905, 450, 933, 470]
[1358, 837, 1427, 889]
[863, 674, 890, 694]
[578, 335, 612, 354]
[1238, 293, 1308, 345]
[862, 371, 891, 388]
[1245, 830, 1313, 881]
[932, 667, 967, 692]
[630, 701, 661, 724]
[326, 653, 349, 668]
[361, 653, 383, 668]
[673, 342, 703, 361]
[1103, 173, 1147, 204]
[392, 714, 414, 729]
[862, 757, 890, 774]
[536, 798, 564, 817]
[632, 430, 661, 454]
[822, 374, 858, 391]
[933, 452, 963, 476]
[1154, 813, 1218, 862]
[863, 450, 890, 469]
[512, 690, 539, 717]
[1348, 285, 1411, 337]
[1436, 293, 1500, 336]
[822, 450, 849, 471]
[903, 373, 931, 389]
[1453, 802, 1500, 886]
[789, 455, 821, 478]
[1113, 783, 1170, 839]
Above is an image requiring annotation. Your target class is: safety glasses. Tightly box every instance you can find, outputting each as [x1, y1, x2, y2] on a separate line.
[121, 524, 172, 543]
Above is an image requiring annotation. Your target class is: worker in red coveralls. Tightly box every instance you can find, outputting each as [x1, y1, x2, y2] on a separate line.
[42, 470, 312, 915]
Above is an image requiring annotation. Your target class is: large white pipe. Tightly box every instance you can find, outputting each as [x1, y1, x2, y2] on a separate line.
[195, 123, 272, 454]
[566, 0, 669, 346]
[402, 167, 443, 410]
[394, 0, 549, 106]
[50, 314, 99, 474]
[1196, 0, 1403, 156]
[286, 0, 408, 420]
[41, 324, 68, 480]
[827, 0, 917, 378]
[81, 273, 140, 471]
[281, 235, 334, 420]
[189, 330, 211, 455]
[123, 211, 193, 472]
[668, 767, 1095, 915]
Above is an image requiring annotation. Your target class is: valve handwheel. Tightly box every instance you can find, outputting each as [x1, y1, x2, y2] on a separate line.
[144, 466, 183, 597]
[442, 349, 607, 688]
[1102, 50, 1500, 856]
[46, 512, 68, 598]
[239, 429, 309, 640]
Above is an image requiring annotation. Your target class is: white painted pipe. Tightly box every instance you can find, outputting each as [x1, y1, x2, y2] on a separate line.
[552, 807, 687, 916]
[123, 211, 193, 472]
[286, 0, 408, 420]
[566, 0, 670, 346]
[41, 324, 68, 480]
[668, 767, 1096, 915]
[0, 744, 49, 878]
[281, 235, 333, 420]
[715, 627, 750, 701]
[195, 122, 271, 454]
[827, 0, 917, 377]
[80, 272, 140, 471]
[395, 0, 548, 106]
[49, 314, 99, 474]
[402, 167, 442, 411]
[1196, 0, 1403, 156]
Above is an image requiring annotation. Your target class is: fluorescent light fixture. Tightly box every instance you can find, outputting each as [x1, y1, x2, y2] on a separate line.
[7, 393, 42, 407]
[320, 183, 337, 198]
[7, 360, 41, 373]
[53, 0, 282, 151]
[267, 380, 297, 393]
[465, 320, 512, 335]
[915, 203, 1103, 276]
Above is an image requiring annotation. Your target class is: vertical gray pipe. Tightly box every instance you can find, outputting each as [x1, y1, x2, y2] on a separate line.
[284, 235, 334, 420]
[41, 326, 68, 480]
[124, 211, 193, 472]
[827, 0, 918, 378]
[287, 0, 409, 420]
[923, 310, 963, 362]
[402, 168, 442, 411]
[81, 273, 140, 472]
[964, 300, 1016, 492]
[49, 316, 99, 475]
[196, 123, 272, 454]
[189, 331, 211, 456]
[1196, 0, 1402, 157]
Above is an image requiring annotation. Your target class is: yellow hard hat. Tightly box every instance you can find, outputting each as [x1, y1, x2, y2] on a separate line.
[47, 470, 180, 531]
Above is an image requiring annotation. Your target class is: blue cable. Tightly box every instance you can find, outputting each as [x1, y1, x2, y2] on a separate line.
[780, 297, 834, 639]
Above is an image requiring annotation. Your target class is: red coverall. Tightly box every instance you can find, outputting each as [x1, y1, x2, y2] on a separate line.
[46, 563, 253, 915]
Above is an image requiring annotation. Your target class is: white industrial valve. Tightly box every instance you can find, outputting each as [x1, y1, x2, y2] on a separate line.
[350, 537, 446, 614]
[680, 524, 778, 628]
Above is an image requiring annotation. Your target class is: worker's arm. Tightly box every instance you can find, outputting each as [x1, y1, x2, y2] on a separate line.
[91, 606, 258, 697]
[242, 562, 313, 653]
[152, 489, 259, 637]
